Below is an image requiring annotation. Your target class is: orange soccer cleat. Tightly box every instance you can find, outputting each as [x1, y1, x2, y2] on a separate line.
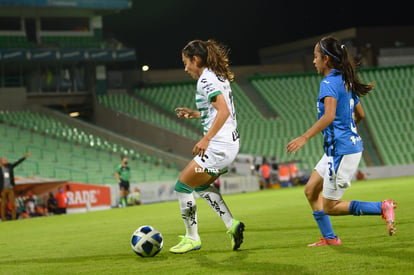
[307, 237, 342, 247]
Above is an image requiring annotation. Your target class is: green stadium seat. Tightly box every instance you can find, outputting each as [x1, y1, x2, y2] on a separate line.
[359, 66, 414, 165]
[41, 35, 103, 49]
[0, 111, 180, 184]
[0, 35, 35, 49]
[98, 94, 201, 140]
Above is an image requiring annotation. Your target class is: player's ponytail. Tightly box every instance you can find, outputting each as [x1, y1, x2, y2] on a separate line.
[319, 36, 374, 97]
[182, 39, 234, 82]
[205, 39, 234, 82]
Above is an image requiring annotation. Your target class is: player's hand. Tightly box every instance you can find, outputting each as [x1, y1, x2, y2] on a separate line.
[286, 136, 307, 154]
[175, 107, 195, 119]
[24, 152, 31, 158]
[192, 137, 209, 157]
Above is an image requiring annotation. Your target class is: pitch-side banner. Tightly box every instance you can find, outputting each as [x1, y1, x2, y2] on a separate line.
[66, 182, 111, 212]
[15, 177, 111, 213]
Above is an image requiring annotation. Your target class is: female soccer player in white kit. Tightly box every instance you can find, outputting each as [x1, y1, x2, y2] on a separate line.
[170, 39, 244, 254]
[286, 36, 397, 247]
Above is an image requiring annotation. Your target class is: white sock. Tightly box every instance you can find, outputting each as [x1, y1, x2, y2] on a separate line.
[177, 191, 199, 241]
[197, 185, 234, 230]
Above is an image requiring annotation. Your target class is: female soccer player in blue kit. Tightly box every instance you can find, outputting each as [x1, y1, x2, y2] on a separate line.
[286, 36, 397, 247]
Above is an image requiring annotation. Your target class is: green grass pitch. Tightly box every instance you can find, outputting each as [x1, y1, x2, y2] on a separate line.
[1, 176, 413, 275]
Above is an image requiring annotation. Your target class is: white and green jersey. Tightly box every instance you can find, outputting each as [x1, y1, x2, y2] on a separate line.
[195, 68, 238, 144]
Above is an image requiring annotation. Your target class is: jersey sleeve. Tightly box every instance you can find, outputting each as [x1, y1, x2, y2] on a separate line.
[199, 76, 222, 102]
[319, 80, 338, 102]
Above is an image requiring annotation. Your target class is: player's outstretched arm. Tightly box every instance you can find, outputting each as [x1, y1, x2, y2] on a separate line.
[175, 107, 200, 119]
[286, 96, 337, 154]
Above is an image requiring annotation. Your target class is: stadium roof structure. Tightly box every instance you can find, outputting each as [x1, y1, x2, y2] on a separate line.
[0, 0, 131, 9]
[258, 26, 414, 69]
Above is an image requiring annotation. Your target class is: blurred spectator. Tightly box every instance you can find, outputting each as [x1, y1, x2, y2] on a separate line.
[115, 156, 130, 207]
[127, 186, 142, 206]
[260, 158, 271, 189]
[289, 160, 298, 185]
[278, 164, 290, 187]
[24, 193, 36, 217]
[47, 192, 57, 214]
[356, 170, 365, 180]
[55, 186, 69, 214]
[20, 192, 48, 219]
[0, 152, 31, 221]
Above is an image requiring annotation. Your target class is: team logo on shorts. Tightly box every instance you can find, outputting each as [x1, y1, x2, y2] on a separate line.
[194, 166, 219, 174]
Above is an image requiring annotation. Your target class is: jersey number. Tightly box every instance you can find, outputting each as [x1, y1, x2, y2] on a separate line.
[228, 92, 236, 119]
[328, 161, 334, 182]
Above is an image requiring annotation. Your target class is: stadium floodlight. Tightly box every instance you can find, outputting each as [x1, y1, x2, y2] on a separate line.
[142, 65, 149, 72]
[69, 112, 80, 117]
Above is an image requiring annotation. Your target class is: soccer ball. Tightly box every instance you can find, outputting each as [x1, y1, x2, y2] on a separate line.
[131, 225, 163, 257]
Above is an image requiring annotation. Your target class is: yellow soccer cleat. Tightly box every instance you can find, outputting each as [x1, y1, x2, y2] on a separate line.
[169, 236, 201, 254]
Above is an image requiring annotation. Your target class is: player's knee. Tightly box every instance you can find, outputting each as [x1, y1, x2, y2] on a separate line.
[304, 187, 311, 200]
[304, 186, 317, 202]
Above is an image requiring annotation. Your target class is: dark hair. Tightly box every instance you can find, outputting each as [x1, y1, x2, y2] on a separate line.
[182, 39, 235, 82]
[318, 36, 374, 97]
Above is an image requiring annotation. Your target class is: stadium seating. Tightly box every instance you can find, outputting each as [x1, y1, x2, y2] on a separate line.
[245, 74, 330, 170]
[0, 34, 105, 50]
[251, 65, 414, 167]
[97, 94, 201, 140]
[41, 35, 105, 49]
[0, 35, 35, 49]
[359, 65, 414, 165]
[0, 110, 179, 184]
[135, 81, 202, 130]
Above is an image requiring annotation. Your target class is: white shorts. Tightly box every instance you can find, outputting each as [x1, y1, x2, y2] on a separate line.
[193, 140, 239, 176]
[314, 152, 362, 200]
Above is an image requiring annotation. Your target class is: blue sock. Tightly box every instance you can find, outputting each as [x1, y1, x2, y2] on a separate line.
[313, 210, 336, 239]
[349, 200, 382, 216]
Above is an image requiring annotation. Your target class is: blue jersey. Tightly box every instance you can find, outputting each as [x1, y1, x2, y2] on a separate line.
[317, 69, 363, 156]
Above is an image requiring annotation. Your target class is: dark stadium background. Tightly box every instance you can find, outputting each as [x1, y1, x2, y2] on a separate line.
[103, 0, 412, 69]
